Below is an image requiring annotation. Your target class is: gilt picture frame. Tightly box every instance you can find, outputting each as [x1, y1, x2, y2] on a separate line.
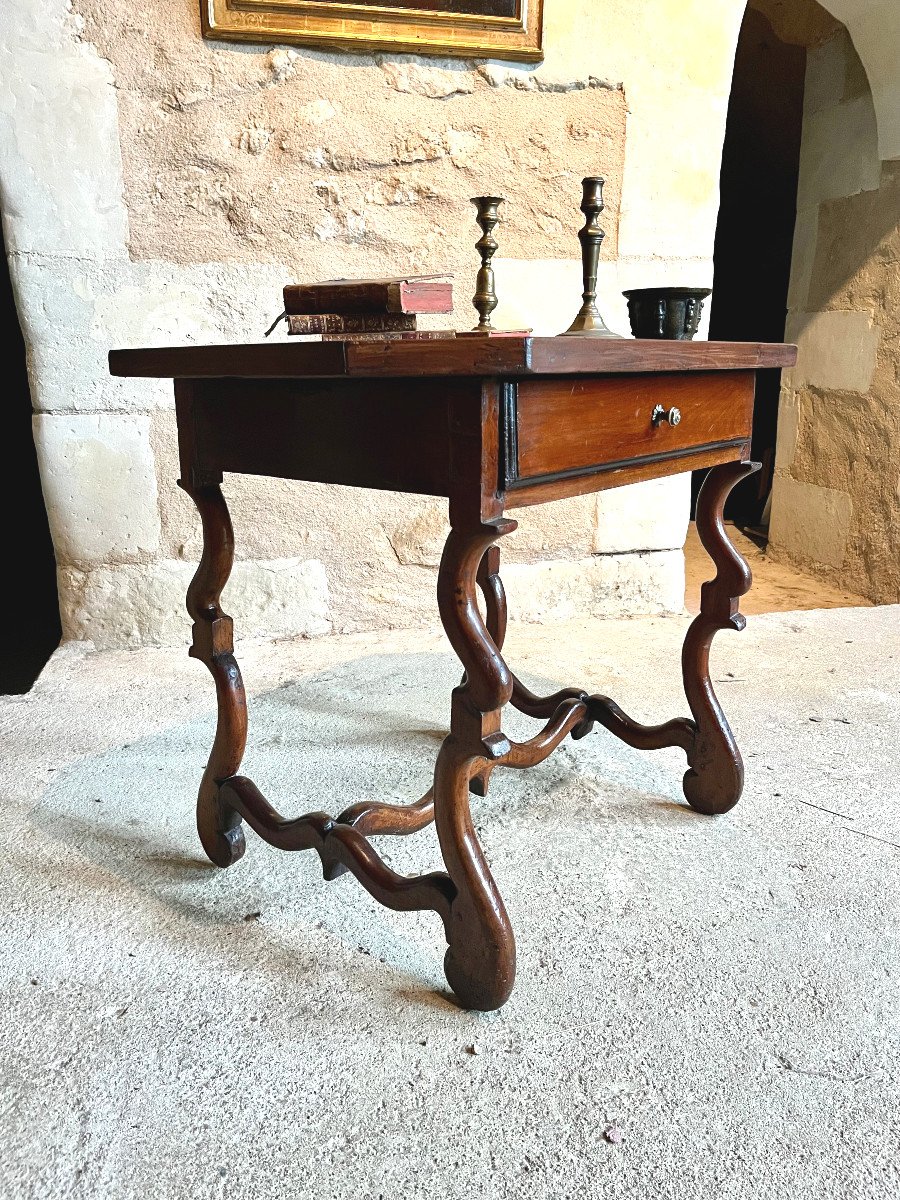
[201, 0, 544, 63]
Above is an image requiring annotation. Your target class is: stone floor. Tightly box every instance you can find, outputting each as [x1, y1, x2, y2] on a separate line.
[2, 605, 898, 1199]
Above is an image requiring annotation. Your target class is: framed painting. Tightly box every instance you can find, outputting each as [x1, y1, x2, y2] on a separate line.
[201, 0, 544, 62]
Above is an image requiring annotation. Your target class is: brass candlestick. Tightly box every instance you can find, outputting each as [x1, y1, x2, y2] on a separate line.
[563, 177, 619, 338]
[470, 195, 503, 333]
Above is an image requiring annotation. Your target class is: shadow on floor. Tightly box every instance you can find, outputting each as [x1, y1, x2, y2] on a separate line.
[28, 649, 698, 1005]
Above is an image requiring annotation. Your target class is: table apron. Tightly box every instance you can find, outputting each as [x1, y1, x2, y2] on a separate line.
[176, 376, 462, 496]
[175, 371, 756, 512]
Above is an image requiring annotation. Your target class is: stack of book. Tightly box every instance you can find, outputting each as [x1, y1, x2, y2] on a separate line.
[282, 275, 454, 341]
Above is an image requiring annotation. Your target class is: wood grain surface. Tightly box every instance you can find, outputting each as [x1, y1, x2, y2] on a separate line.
[110, 337, 797, 380]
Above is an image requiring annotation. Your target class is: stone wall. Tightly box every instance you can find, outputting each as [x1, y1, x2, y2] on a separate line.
[770, 28, 900, 604]
[2, 0, 760, 648]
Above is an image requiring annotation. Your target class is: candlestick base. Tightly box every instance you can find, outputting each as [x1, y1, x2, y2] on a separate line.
[561, 308, 621, 338]
[456, 328, 532, 338]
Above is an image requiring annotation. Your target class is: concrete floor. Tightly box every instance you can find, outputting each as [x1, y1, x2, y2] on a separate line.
[2, 605, 899, 1199]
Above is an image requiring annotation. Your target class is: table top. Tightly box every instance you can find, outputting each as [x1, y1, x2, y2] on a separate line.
[109, 337, 797, 380]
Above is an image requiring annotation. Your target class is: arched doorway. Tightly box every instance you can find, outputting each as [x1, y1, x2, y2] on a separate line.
[0, 220, 61, 692]
[706, 1, 808, 531]
[686, 0, 884, 612]
[720, 0, 900, 605]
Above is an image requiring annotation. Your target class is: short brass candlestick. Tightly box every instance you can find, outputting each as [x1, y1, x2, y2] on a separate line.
[470, 195, 503, 333]
[563, 177, 619, 338]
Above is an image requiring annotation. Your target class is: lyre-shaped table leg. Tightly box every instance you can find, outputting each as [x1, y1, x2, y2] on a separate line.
[178, 479, 247, 867]
[469, 546, 507, 798]
[435, 518, 518, 1011]
[482, 462, 759, 820]
[681, 460, 760, 814]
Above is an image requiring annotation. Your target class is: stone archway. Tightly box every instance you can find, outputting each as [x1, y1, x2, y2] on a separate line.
[738, 0, 900, 603]
[812, 0, 900, 161]
[737, 0, 900, 161]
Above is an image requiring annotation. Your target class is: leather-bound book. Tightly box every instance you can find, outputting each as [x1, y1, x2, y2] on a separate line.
[287, 312, 417, 335]
[283, 275, 453, 316]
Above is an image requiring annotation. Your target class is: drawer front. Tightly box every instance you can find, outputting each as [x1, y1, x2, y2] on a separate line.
[506, 371, 755, 488]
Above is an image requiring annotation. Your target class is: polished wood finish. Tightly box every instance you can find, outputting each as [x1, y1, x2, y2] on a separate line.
[434, 515, 518, 1009]
[505, 442, 750, 508]
[109, 336, 796, 381]
[177, 475, 247, 868]
[563, 462, 759, 813]
[525, 338, 795, 375]
[220, 775, 455, 919]
[178, 377, 456, 496]
[114, 336, 792, 1011]
[680, 460, 759, 813]
[513, 372, 754, 483]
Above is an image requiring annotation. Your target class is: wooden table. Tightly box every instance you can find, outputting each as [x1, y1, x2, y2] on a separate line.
[110, 335, 796, 1010]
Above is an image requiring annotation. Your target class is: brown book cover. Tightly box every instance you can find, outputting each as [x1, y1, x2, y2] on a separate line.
[287, 312, 416, 334]
[287, 330, 456, 343]
[283, 275, 453, 316]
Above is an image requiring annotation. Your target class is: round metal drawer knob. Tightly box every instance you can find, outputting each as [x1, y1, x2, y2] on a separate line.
[651, 404, 682, 428]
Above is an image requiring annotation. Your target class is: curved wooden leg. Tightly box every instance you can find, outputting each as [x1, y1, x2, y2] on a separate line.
[478, 545, 507, 650]
[217, 777, 455, 924]
[179, 479, 247, 867]
[479, 548, 594, 724]
[337, 787, 435, 838]
[337, 530, 513, 831]
[681, 461, 760, 815]
[334, 538, 511, 834]
[470, 546, 507, 798]
[435, 519, 517, 1010]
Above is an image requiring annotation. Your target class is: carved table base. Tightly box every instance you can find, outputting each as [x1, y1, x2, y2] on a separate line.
[179, 461, 759, 1011]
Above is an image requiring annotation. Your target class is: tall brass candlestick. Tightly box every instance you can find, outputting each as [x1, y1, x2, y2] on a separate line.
[470, 195, 503, 333]
[563, 177, 618, 338]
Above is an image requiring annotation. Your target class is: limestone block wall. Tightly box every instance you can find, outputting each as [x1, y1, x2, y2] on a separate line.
[770, 28, 900, 604]
[755, 0, 900, 161]
[2, 0, 757, 648]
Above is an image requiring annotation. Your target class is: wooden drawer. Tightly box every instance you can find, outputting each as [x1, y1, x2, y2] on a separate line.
[506, 371, 755, 489]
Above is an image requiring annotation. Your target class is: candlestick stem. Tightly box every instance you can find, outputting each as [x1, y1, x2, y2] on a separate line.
[563, 177, 619, 338]
[470, 196, 503, 333]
